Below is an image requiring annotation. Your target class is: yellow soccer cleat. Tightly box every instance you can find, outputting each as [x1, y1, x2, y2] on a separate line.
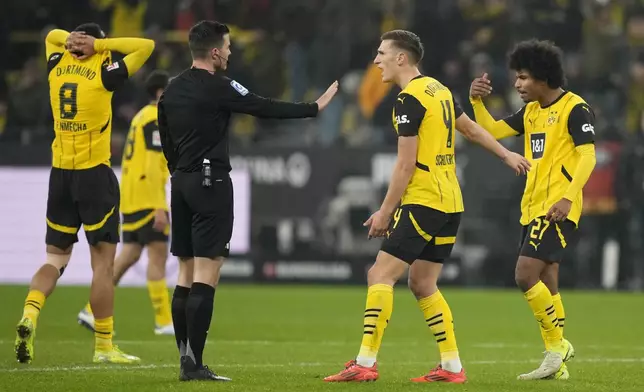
[15, 318, 35, 364]
[518, 339, 572, 380]
[545, 363, 569, 380]
[93, 345, 141, 364]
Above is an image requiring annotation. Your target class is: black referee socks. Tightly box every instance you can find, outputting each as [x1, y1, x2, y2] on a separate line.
[171, 285, 191, 357]
[185, 282, 216, 367]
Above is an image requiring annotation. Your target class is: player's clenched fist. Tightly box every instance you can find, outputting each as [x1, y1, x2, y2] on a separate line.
[469, 73, 493, 98]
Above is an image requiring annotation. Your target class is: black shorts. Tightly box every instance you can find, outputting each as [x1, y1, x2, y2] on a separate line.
[170, 170, 233, 259]
[46, 164, 120, 249]
[380, 204, 461, 264]
[519, 216, 578, 262]
[122, 209, 169, 245]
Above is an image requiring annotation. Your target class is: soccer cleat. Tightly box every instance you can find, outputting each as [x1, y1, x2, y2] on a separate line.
[154, 324, 175, 336]
[323, 360, 379, 382]
[518, 339, 571, 380]
[544, 363, 569, 380]
[411, 364, 467, 384]
[179, 356, 231, 382]
[93, 345, 141, 364]
[77, 309, 95, 332]
[15, 318, 35, 364]
[563, 338, 575, 362]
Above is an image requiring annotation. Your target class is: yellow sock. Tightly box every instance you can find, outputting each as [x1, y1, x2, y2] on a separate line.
[540, 293, 566, 350]
[418, 290, 460, 362]
[94, 316, 114, 352]
[525, 281, 562, 348]
[23, 290, 46, 328]
[84, 302, 92, 315]
[147, 279, 172, 326]
[356, 284, 393, 366]
[552, 293, 565, 334]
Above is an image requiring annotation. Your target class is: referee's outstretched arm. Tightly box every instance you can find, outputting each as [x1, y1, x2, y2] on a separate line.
[218, 77, 339, 119]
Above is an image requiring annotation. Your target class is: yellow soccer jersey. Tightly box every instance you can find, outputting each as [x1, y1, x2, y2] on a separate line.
[120, 104, 169, 215]
[392, 75, 464, 213]
[47, 51, 129, 170]
[499, 92, 595, 225]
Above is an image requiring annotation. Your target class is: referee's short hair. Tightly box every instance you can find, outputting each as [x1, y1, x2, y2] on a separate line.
[145, 70, 169, 99]
[188, 20, 230, 59]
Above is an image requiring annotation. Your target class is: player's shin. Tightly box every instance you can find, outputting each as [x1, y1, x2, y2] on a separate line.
[89, 243, 116, 351]
[356, 284, 394, 367]
[418, 290, 462, 373]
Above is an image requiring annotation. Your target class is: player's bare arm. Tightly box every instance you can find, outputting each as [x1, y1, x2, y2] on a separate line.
[364, 135, 417, 239]
[455, 113, 531, 175]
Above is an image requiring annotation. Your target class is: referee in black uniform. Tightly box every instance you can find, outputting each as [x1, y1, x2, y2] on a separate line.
[158, 20, 338, 381]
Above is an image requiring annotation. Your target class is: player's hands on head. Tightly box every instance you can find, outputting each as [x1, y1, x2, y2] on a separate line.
[364, 210, 391, 239]
[66, 32, 96, 60]
[315, 81, 339, 112]
[502, 151, 531, 175]
[546, 198, 572, 222]
[470, 73, 493, 98]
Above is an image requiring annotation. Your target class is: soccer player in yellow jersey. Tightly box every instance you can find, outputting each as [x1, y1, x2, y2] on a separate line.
[324, 30, 530, 384]
[469, 40, 596, 380]
[14, 23, 154, 364]
[77, 71, 173, 336]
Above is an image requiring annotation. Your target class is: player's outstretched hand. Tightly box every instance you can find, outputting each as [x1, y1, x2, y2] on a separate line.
[502, 151, 531, 175]
[470, 73, 493, 98]
[316, 81, 339, 112]
[546, 198, 572, 222]
[364, 210, 390, 239]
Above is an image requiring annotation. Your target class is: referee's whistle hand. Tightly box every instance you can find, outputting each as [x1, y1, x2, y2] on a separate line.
[315, 81, 339, 112]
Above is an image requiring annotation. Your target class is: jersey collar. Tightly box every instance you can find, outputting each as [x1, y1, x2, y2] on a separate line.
[540, 90, 568, 109]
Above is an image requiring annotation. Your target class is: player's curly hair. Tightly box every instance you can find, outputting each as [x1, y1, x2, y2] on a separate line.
[188, 20, 230, 59]
[145, 70, 169, 99]
[381, 30, 424, 65]
[508, 39, 566, 89]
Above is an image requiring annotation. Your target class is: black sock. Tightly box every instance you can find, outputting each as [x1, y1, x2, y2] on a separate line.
[185, 282, 215, 367]
[171, 286, 191, 357]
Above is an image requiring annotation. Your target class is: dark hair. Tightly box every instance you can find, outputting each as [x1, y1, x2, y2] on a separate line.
[380, 30, 424, 64]
[508, 39, 566, 89]
[188, 20, 230, 59]
[145, 70, 169, 99]
[73, 23, 105, 39]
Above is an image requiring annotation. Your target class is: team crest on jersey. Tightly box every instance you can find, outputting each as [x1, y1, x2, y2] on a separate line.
[106, 62, 119, 71]
[547, 115, 557, 125]
[231, 80, 249, 96]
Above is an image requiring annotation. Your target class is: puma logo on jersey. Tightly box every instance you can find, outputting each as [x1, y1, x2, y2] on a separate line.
[397, 96, 406, 104]
[529, 241, 540, 251]
[395, 115, 409, 125]
[582, 123, 594, 134]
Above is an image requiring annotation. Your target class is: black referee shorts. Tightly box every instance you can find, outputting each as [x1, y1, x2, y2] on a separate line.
[170, 170, 233, 259]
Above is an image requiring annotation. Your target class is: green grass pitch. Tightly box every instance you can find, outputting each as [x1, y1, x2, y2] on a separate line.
[0, 284, 642, 391]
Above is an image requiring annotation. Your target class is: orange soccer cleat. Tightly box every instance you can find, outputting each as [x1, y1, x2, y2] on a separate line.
[411, 364, 467, 384]
[324, 360, 379, 382]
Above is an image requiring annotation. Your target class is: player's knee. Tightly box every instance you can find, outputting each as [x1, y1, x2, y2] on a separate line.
[366, 265, 396, 286]
[515, 267, 537, 292]
[45, 253, 72, 277]
[407, 275, 437, 299]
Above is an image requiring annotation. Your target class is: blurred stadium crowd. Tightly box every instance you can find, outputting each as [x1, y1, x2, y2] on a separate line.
[1, 0, 644, 290]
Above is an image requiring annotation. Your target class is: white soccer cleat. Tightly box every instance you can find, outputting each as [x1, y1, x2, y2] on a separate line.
[77, 309, 95, 332]
[517, 351, 564, 380]
[154, 324, 175, 336]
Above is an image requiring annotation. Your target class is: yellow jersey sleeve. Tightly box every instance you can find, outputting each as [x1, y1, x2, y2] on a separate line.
[45, 29, 69, 59]
[94, 37, 155, 76]
[470, 96, 524, 139]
